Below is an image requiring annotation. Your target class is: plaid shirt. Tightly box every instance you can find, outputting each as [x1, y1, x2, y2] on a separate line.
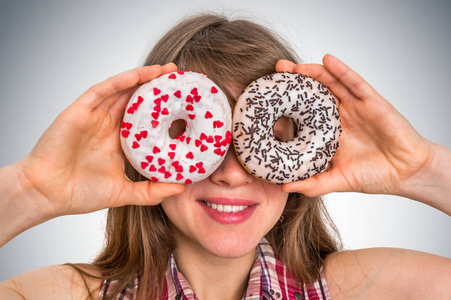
[99, 238, 330, 300]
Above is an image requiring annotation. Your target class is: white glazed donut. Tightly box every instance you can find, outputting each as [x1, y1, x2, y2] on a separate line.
[121, 71, 232, 184]
[233, 72, 341, 184]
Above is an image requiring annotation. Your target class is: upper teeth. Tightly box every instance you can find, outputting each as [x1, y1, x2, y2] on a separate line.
[205, 202, 248, 213]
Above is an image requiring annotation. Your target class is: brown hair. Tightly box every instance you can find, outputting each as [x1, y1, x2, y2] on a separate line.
[70, 13, 341, 300]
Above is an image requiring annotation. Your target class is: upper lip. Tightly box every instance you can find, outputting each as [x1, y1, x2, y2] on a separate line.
[200, 197, 258, 206]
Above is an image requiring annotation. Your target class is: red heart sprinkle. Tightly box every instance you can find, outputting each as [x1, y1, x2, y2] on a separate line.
[206, 136, 214, 143]
[158, 166, 166, 173]
[153, 88, 161, 95]
[151, 177, 159, 182]
[200, 145, 208, 152]
[161, 108, 169, 115]
[137, 96, 144, 104]
[151, 112, 159, 119]
[135, 133, 142, 141]
[215, 135, 222, 142]
[200, 133, 207, 140]
[146, 156, 153, 163]
[121, 121, 126, 128]
[174, 90, 182, 98]
[133, 103, 139, 110]
[226, 131, 232, 137]
[188, 114, 196, 120]
[194, 95, 201, 102]
[169, 73, 176, 79]
[186, 137, 191, 144]
[154, 105, 161, 112]
[127, 107, 135, 114]
[186, 104, 194, 111]
[121, 130, 130, 138]
[221, 137, 232, 146]
[164, 172, 172, 179]
[179, 135, 186, 142]
[186, 95, 194, 103]
[169, 144, 176, 150]
[195, 139, 202, 147]
[161, 94, 169, 102]
[186, 152, 194, 159]
[153, 146, 161, 154]
[125, 123, 133, 130]
[185, 179, 192, 184]
[177, 70, 185, 75]
[176, 165, 183, 172]
[151, 120, 159, 128]
[158, 158, 166, 165]
[132, 141, 140, 149]
[211, 86, 218, 93]
[141, 131, 148, 138]
[213, 120, 224, 128]
[198, 167, 206, 174]
[176, 173, 183, 181]
[172, 161, 179, 167]
[154, 98, 161, 105]
[190, 88, 198, 95]
[205, 111, 213, 119]
[168, 152, 175, 159]
[196, 162, 203, 168]
[141, 162, 149, 169]
[189, 165, 197, 172]
[149, 165, 157, 172]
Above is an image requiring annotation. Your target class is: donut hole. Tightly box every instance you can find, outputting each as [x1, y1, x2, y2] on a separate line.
[273, 117, 297, 142]
[168, 119, 187, 139]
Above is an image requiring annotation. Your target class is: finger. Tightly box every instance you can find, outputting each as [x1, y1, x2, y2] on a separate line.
[78, 65, 165, 110]
[161, 62, 178, 74]
[293, 63, 357, 104]
[275, 60, 296, 73]
[281, 169, 349, 197]
[120, 181, 186, 206]
[322, 54, 380, 101]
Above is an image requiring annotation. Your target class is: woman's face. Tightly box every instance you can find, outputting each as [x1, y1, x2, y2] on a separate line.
[161, 114, 294, 259]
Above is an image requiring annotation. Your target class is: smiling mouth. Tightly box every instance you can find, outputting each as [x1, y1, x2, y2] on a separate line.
[201, 201, 249, 213]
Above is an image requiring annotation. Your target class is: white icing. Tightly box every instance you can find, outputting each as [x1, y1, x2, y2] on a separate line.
[233, 72, 341, 184]
[121, 71, 232, 183]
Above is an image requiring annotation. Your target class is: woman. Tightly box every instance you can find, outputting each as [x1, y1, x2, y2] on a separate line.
[1, 13, 450, 299]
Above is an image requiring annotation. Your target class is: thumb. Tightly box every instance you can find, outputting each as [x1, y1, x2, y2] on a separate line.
[119, 181, 186, 206]
[281, 169, 347, 197]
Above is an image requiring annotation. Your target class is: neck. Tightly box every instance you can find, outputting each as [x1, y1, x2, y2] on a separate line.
[172, 233, 256, 300]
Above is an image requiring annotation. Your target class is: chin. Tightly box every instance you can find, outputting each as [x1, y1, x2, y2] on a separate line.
[199, 232, 263, 258]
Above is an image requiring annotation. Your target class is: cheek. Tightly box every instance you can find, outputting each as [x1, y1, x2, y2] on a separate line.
[160, 187, 192, 223]
[262, 181, 289, 214]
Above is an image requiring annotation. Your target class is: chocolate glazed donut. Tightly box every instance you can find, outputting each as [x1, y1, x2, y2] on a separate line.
[233, 72, 341, 184]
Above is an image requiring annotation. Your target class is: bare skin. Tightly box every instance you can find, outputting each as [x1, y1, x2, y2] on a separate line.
[1, 56, 450, 299]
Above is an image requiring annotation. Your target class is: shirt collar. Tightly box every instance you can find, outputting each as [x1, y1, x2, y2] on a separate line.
[165, 238, 284, 300]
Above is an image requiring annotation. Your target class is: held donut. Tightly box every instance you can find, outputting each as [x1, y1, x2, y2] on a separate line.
[233, 72, 341, 184]
[121, 71, 232, 184]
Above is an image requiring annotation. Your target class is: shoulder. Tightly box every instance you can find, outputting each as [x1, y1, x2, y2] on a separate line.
[323, 247, 451, 299]
[0, 264, 103, 299]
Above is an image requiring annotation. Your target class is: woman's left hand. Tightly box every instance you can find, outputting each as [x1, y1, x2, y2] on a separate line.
[276, 55, 449, 209]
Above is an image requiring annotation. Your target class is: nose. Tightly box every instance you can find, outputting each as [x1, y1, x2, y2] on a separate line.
[209, 147, 254, 187]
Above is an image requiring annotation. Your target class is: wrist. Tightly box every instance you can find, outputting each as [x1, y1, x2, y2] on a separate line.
[396, 142, 451, 215]
[0, 162, 57, 246]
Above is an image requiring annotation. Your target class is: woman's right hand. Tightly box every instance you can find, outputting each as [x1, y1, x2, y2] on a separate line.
[9, 63, 185, 220]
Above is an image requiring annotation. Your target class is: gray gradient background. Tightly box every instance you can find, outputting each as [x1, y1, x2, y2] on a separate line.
[0, 0, 450, 281]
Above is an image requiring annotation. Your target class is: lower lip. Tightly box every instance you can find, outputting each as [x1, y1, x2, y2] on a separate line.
[199, 201, 257, 225]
